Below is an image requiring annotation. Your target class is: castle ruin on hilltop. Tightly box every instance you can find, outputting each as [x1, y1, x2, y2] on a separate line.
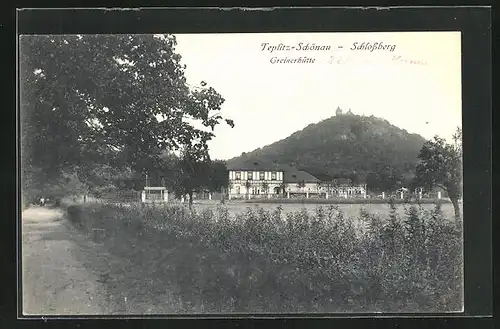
[335, 106, 354, 116]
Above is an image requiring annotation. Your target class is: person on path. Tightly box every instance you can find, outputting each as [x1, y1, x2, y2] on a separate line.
[40, 197, 45, 207]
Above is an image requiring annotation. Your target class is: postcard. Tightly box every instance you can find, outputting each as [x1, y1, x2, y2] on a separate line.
[20, 30, 464, 316]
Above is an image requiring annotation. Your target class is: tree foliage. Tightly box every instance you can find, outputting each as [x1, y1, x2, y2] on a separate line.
[413, 128, 462, 220]
[20, 34, 233, 197]
[170, 148, 210, 206]
[261, 182, 270, 194]
[245, 180, 252, 197]
[205, 160, 229, 193]
[166, 148, 230, 206]
[366, 166, 405, 193]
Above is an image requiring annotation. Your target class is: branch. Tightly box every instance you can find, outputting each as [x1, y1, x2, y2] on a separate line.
[434, 183, 448, 192]
[208, 111, 222, 119]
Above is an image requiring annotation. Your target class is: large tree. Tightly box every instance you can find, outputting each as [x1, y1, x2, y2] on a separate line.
[366, 165, 404, 193]
[170, 147, 211, 208]
[205, 160, 229, 202]
[413, 128, 462, 220]
[20, 34, 233, 198]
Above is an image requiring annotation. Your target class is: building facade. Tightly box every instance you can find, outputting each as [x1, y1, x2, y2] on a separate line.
[321, 183, 367, 199]
[228, 169, 285, 199]
[227, 160, 368, 200]
[141, 186, 169, 203]
[282, 170, 322, 198]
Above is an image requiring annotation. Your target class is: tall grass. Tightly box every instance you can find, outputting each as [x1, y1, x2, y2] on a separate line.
[66, 200, 462, 313]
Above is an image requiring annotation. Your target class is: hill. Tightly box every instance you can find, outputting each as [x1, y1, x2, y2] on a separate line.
[226, 112, 427, 192]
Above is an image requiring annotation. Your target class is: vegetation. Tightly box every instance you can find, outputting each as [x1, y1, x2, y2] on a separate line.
[66, 202, 462, 313]
[226, 113, 426, 192]
[412, 128, 462, 220]
[278, 182, 287, 196]
[261, 182, 270, 196]
[20, 34, 233, 204]
[206, 160, 230, 203]
[169, 148, 210, 207]
[168, 149, 230, 208]
[296, 180, 306, 190]
[245, 180, 252, 200]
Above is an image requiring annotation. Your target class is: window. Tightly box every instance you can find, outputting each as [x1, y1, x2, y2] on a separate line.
[248, 172, 253, 180]
[235, 172, 241, 180]
[271, 172, 276, 180]
[259, 172, 265, 180]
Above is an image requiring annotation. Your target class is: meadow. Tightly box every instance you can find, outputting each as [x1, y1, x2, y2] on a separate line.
[65, 200, 463, 314]
[192, 200, 457, 222]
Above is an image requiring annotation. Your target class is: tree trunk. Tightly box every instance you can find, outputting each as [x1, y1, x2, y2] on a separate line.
[450, 196, 461, 221]
[220, 188, 225, 204]
[188, 192, 193, 209]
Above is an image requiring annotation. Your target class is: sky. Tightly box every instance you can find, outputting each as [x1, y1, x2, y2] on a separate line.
[173, 32, 462, 160]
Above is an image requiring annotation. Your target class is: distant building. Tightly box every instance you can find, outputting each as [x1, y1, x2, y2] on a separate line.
[141, 186, 168, 203]
[321, 181, 367, 199]
[227, 160, 367, 199]
[283, 169, 322, 198]
[227, 161, 284, 199]
[336, 106, 355, 116]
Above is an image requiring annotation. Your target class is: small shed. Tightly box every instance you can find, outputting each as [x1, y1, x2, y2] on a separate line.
[141, 187, 168, 203]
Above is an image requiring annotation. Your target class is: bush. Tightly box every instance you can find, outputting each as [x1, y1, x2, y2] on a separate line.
[66, 201, 462, 313]
[66, 205, 83, 225]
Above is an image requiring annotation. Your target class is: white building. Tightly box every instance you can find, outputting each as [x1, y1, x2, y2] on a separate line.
[227, 161, 323, 199]
[321, 183, 367, 199]
[227, 160, 371, 200]
[141, 186, 169, 203]
[228, 164, 285, 199]
[282, 169, 322, 198]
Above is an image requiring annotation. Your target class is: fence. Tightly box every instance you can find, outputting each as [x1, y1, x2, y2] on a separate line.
[368, 191, 447, 201]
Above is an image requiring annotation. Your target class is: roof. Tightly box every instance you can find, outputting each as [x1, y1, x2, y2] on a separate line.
[226, 158, 321, 182]
[284, 170, 321, 183]
[144, 187, 167, 190]
[226, 158, 284, 171]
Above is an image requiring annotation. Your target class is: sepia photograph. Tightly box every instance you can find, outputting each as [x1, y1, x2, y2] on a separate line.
[20, 31, 463, 315]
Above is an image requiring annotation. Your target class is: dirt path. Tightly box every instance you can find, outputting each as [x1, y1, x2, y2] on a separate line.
[22, 206, 178, 316]
[21, 206, 114, 315]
